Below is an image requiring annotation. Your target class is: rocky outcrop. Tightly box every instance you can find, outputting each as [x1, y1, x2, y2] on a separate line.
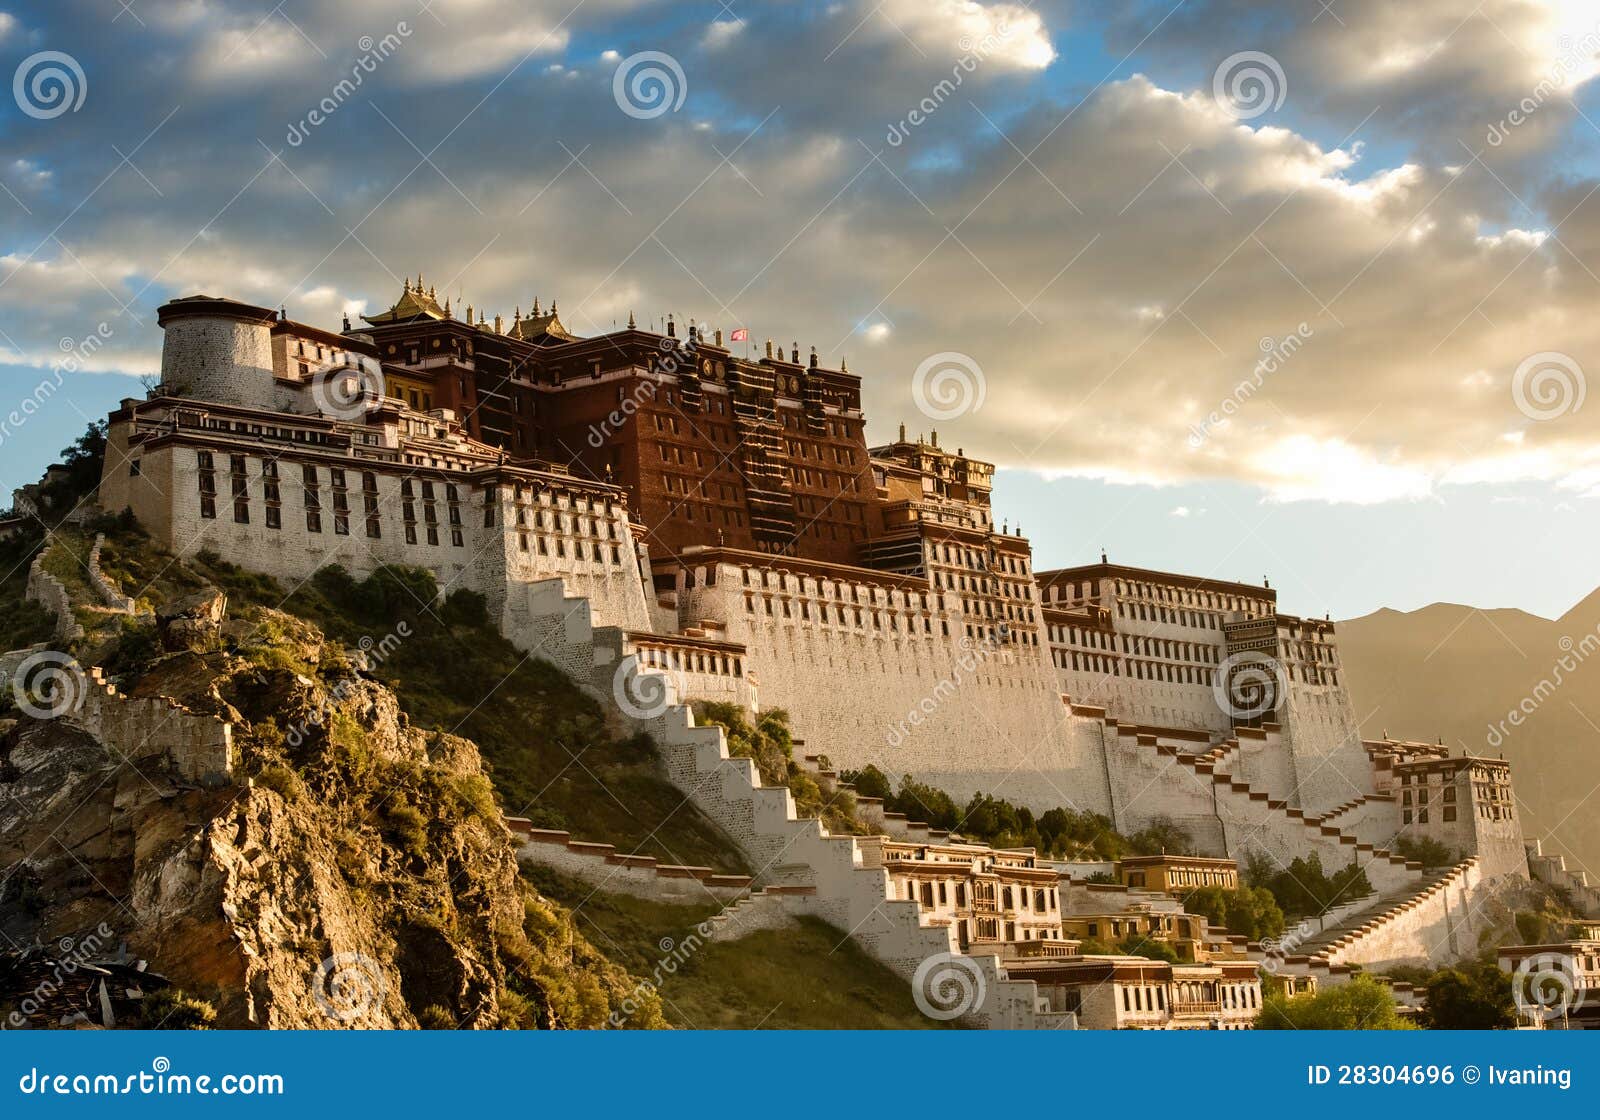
[156, 587, 227, 653]
[1, 570, 656, 1029]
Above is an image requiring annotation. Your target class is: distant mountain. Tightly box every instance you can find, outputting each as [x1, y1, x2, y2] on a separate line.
[1338, 590, 1600, 878]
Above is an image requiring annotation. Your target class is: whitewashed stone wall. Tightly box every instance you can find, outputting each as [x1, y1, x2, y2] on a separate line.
[86, 534, 139, 613]
[25, 555, 82, 644]
[122, 443, 652, 634]
[515, 576, 1051, 1029]
[513, 827, 751, 903]
[1278, 678, 1371, 813]
[159, 315, 276, 410]
[671, 558, 1114, 817]
[1317, 860, 1493, 969]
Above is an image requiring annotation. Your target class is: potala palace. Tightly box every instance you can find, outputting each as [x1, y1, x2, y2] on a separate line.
[41, 280, 1590, 1027]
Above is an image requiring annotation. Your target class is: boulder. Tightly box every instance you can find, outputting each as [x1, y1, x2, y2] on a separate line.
[156, 588, 227, 653]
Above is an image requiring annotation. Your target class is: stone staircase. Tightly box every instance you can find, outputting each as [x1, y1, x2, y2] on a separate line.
[1526, 839, 1600, 917]
[1265, 859, 1482, 972]
[515, 578, 1048, 1028]
[1132, 740, 1425, 896]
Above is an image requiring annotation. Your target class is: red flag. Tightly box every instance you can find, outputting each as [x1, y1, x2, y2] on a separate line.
[730, 328, 748, 342]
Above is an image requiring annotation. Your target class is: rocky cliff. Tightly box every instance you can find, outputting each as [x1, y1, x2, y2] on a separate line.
[1, 567, 661, 1030]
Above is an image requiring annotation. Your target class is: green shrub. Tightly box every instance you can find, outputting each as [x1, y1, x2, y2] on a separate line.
[141, 988, 218, 1030]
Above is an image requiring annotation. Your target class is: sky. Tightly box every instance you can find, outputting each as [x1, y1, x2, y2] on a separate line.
[2, 0, 1599, 620]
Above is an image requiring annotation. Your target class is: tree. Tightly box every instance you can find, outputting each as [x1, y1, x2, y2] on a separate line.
[1117, 934, 1180, 963]
[35, 421, 108, 522]
[1127, 815, 1194, 856]
[1257, 974, 1415, 1030]
[1394, 835, 1455, 869]
[1421, 961, 1516, 1029]
[1184, 884, 1285, 941]
[841, 763, 892, 801]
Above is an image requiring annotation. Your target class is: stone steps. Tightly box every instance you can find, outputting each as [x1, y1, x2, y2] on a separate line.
[517, 578, 1046, 1028]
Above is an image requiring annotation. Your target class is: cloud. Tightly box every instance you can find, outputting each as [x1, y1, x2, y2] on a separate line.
[2, 0, 1597, 510]
[704, 20, 744, 51]
[878, 0, 1056, 70]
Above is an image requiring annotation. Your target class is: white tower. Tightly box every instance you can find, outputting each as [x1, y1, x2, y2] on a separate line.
[156, 295, 278, 410]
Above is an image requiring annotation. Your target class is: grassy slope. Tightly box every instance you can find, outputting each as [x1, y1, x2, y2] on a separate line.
[13, 520, 936, 1028]
[0, 533, 54, 652]
[527, 866, 952, 1030]
[93, 525, 747, 875]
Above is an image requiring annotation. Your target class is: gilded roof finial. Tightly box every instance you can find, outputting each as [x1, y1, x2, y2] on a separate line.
[840, 356, 848, 372]
[899, 422, 906, 441]
[532, 297, 541, 316]
[428, 284, 436, 300]
[765, 339, 774, 359]
[402, 275, 411, 293]
[628, 310, 636, 329]
[466, 303, 474, 324]
[443, 297, 451, 317]
[514, 305, 522, 324]
[550, 299, 557, 314]
[494, 313, 503, 333]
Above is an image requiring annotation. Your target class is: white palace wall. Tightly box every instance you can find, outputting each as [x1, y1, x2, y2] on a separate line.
[115, 441, 651, 633]
[670, 557, 1116, 817]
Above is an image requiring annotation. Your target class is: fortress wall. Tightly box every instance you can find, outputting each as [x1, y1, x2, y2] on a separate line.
[1229, 727, 1300, 803]
[25, 554, 84, 644]
[127, 443, 652, 633]
[1100, 731, 1228, 852]
[1318, 797, 1399, 847]
[159, 316, 276, 410]
[515, 577, 1048, 1027]
[86, 533, 139, 613]
[675, 559, 1114, 817]
[513, 827, 750, 903]
[1279, 680, 1371, 813]
[1321, 861, 1490, 969]
[78, 667, 233, 784]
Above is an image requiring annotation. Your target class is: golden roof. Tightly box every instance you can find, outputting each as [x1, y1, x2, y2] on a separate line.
[508, 299, 577, 342]
[363, 274, 449, 325]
